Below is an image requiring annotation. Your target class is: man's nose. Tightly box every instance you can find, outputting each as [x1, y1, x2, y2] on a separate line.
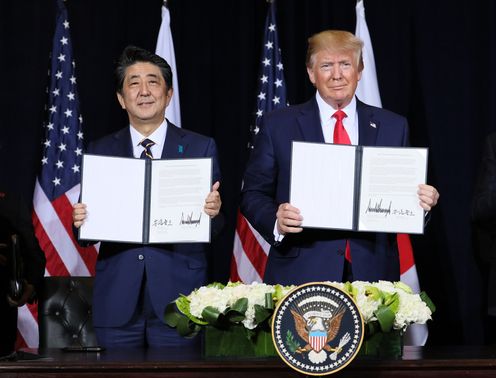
[331, 66, 342, 80]
[139, 82, 151, 94]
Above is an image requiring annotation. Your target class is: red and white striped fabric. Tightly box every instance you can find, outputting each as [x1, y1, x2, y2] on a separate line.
[230, 1, 286, 284]
[231, 210, 270, 283]
[16, 1, 98, 348]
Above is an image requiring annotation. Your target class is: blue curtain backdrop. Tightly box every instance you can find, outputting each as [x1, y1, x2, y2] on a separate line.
[1, 0, 494, 346]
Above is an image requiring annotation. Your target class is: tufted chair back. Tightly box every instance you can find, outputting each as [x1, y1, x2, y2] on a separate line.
[38, 276, 98, 348]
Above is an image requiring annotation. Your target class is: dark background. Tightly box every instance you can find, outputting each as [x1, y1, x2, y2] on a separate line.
[0, 0, 495, 346]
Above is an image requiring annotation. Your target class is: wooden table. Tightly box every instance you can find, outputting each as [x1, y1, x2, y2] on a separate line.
[1, 346, 496, 377]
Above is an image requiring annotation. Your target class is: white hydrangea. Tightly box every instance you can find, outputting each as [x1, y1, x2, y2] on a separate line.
[186, 280, 432, 331]
[232, 282, 275, 329]
[348, 281, 382, 322]
[188, 286, 229, 318]
[393, 286, 432, 330]
[188, 282, 278, 329]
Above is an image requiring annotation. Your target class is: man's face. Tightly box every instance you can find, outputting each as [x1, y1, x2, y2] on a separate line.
[117, 62, 172, 128]
[306, 49, 362, 109]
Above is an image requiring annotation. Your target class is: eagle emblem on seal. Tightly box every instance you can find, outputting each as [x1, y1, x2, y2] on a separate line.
[290, 302, 351, 364]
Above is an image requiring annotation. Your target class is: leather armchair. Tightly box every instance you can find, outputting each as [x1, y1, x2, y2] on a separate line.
[38, 276, 98, 348]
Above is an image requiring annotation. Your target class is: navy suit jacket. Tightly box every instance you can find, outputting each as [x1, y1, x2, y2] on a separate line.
[85, 121, 221, 327]
[240, 97, 409, 286]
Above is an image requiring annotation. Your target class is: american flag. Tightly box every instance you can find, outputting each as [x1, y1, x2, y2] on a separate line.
[17, 0, 98, 348]
[230, 0, 287, 283]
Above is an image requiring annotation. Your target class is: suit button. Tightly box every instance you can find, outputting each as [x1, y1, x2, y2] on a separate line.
[138, 254, 144, 261]
[337, 249, 344, 256]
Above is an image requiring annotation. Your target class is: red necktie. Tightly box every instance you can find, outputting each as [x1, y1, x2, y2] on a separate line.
[333, 109, 351, 145]
[332, 109, 352, 262]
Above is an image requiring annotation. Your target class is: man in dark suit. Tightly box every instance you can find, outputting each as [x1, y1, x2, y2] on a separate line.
[72, 46, 222, 348]
[241, 30, 439, 286]
[0, 190, 45, 358]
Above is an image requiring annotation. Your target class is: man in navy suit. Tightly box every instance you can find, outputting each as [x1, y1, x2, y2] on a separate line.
[72, 46, 222, 348]
[241, 30, 439, 286]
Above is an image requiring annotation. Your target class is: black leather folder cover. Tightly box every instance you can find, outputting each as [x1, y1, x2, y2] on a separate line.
[8, 234, 24, 301]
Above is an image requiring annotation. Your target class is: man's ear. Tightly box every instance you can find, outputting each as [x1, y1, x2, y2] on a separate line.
[116, 92, 126, 109]
[306, 66, 316, 85]
[165, 87, 173, 107]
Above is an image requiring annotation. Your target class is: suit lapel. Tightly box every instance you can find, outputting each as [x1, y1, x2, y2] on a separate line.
[162, 121, 187, 158]
[111, 127, 134, 157]
[297, 98, 325, 143]
[357, 99, 379, 146]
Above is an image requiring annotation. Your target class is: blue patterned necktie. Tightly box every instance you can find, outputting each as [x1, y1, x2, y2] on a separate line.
[140, 138, 155, 159]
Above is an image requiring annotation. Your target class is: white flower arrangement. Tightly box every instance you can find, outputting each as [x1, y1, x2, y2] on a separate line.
[188, 282, 294, 330]
[164, 280, 434, 337]
[328, 280, 433, 331]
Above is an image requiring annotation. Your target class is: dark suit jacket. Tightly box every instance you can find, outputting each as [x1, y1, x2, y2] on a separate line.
[240, 97, 409, 285]
[85, 121, 221, 327]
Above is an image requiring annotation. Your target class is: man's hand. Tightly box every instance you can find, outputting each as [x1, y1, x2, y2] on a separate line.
[276, 203, 303, 235]
[204, 181, 221, 218]
[418, 184, 440, 211]
[72, 203, 87, 228]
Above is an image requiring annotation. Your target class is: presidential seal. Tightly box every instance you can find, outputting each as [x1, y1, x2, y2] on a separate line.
[272, 282, 364, 376]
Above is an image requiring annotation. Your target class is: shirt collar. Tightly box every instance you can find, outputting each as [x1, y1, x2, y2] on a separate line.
[129, 119, 168, 158]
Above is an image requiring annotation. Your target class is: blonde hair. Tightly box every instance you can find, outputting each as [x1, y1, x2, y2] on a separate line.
[306, 30, 364, 71]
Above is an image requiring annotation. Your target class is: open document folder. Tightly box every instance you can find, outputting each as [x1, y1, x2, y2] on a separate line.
[79, 154, 212, 244]
[290, 141, 428, 234]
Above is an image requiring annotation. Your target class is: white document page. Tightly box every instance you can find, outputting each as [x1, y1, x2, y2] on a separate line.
[148, 158, 212, 243]
[79, 155, 145, 243]
[290, 142, 356, 230]
[358, 147, 427, 233]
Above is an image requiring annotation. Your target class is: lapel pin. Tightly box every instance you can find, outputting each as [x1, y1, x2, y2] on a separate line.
[369, 122, 377, 128]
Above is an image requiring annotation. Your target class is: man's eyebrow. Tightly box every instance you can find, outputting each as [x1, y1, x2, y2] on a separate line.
[127, 73, 160, 80]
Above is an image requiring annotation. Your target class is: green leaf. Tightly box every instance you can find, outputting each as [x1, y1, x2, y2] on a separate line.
[225, 311, 245, 323]
[207, 282, 226, 289]
[175, 295, 190, 316]
[202, 305, 222, 325]
[366, 320, 381, 336]
[365, 285, 383, 301]
[285, 330, 301, 353]
[176, 315, 200, 338]
[383, 292, 399, 314]
[224, 298, 248, 324]
[343, 281, 358, 299]
[164, 302, 182, 327]
[231, 297, 248, 314]
[254, 304, 272, 324]
[374, 305, 395, 333]
[420, 291, 436, 313]
[175, 295, 208, 325]
[273, 284, 289, 302]
[265, 292, 274, 310]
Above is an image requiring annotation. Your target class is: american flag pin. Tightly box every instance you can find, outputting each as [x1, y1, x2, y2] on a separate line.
[369, 122, 377, 128]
